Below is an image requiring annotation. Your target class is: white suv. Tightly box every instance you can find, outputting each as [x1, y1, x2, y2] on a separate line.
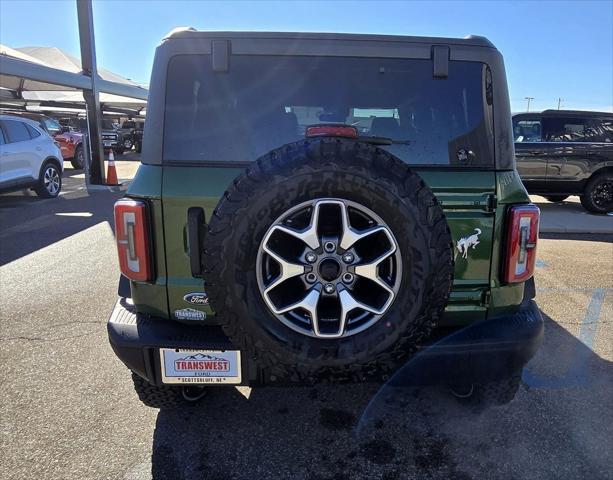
[0, 114, 64, 198]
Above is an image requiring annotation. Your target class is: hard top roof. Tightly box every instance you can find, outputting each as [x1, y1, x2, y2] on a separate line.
[163, 28, 494, 48]
[515, 110, 613, 118]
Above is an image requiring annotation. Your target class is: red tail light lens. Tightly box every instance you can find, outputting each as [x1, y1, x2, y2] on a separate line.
[503, 204, 540, 283]
[305, 124, 358, 138]
[114, 199, 151, 282]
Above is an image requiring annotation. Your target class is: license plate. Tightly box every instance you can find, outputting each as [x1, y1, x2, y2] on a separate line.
[159, 349, 241, 384]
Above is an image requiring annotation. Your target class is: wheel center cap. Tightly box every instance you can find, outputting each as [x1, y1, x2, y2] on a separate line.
[319, 258, 341, 281]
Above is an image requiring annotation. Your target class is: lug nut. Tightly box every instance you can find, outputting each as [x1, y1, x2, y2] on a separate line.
[305, 273, 317, 283]
[324, 241, 336, 253]
[342, 252, 354, 263]
[342, 273, 354, 284]
[324, 283, 336, 294]
[305, 252, 317, 264]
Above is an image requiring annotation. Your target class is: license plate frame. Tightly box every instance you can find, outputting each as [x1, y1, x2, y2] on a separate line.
[159, 348, 241, 385]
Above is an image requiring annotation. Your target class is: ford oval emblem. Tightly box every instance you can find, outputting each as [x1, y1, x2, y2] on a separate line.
[183, 292, 209, 305]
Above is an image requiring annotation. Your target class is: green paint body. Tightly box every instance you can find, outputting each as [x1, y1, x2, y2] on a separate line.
[125, 164, 531, 326]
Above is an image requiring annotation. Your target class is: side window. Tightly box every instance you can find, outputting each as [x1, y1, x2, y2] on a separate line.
[0, 126, 5, 145]
[513, 119, 542, 142]
[25, 124, 41, 139]
[543, 117, 586, 142]
[584, 118, 613, 143]
[1, 120, 32, 143]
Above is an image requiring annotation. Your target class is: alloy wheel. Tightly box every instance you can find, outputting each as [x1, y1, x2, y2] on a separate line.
[44, 166, 61, 196]
[256, 198, 402, 339]
[592, 180, 612, 210]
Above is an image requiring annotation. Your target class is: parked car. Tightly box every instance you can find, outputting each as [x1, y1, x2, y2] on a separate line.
[119, 119, 145, 153]
[108, 30, 543, 410]
[514, 110, 613, 213]
[101, 119, 124, 155]
[0, 114, 63, 197]
[65, 117, 124, 155]
[2, 111, 86, 170]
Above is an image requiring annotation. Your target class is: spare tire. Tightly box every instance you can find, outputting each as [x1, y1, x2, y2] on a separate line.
[205, 138, 454, 382]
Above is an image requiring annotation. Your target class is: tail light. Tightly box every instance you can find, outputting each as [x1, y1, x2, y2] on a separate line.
[305, 124, 358, 138]
[114, 199, 151, 282]
[503, 204, 540, 283]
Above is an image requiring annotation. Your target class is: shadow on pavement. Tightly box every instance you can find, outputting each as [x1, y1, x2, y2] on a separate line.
[150, 311, 612, 480]
[0, 186, 121, 266]
[539, 232, 613, 243]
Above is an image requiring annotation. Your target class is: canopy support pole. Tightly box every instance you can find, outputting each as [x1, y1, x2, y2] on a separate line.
[77, 0, 105, 185]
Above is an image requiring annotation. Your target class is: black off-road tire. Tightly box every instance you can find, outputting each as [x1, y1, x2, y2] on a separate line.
[204, 138, 454, 383]
[131, 373, 183, 409]
[131, 373, 208, 409]
[544, 195, 568, 203]
[580, 172, 613, 214]
[135, 141, 142, 153]
[70, 145, 85, 170]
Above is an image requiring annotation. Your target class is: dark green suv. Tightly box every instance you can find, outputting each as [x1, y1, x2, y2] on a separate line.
[108, 30, 543, 409]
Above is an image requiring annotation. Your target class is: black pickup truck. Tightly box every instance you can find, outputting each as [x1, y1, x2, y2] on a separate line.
[514, 110, 612, 213]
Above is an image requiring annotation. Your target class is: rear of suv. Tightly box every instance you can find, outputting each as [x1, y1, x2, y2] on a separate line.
[108, 30, 543, 409]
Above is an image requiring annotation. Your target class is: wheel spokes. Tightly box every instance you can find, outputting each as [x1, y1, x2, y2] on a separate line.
[336, 288, 385, 338]
[257, 198, 401, 339]
[271, 287, 320, 321]
[338, 201, 387, 251]
[262, 244, 306, 295]
[354, 246, 396, 296]
[271, 201, 322, 250]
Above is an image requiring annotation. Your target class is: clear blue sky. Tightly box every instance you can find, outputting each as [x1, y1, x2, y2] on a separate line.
[1, 0, 611, 112]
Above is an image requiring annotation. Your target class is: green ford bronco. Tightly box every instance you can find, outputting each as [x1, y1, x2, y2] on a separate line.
[108, 29, 543, 408]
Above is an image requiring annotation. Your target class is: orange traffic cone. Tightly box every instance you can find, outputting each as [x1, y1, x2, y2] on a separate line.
[106, 149, 119, 185]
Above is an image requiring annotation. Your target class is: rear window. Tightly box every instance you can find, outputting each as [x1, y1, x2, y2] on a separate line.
[43, 117, 62, 135]
[164, 55, 491, 166]
[25, 124, 41, 138]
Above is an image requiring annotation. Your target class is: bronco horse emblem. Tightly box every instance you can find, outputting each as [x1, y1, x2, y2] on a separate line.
[456, 228, 482, 259]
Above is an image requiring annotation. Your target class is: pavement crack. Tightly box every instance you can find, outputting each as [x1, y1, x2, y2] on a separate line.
[0, 330, 101, 343]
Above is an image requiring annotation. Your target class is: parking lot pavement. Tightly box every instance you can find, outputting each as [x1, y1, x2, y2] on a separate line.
[531, 195, 613, 234]
[0, 183, 611, 480]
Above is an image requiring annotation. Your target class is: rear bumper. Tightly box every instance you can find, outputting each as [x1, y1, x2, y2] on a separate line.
[108, 298, 543, 387]
[392, 298, 543, 387]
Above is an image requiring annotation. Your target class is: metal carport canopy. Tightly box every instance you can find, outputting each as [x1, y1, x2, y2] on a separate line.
[0, 0, 148, 185]
[0, 54, 147, 100]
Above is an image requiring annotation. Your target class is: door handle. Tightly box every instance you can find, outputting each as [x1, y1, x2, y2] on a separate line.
[187, 207, 206, 278]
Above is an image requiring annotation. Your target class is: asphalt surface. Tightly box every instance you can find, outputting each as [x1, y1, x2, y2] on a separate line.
[0, 164, 612, 480]
[531, 195, 613, 234]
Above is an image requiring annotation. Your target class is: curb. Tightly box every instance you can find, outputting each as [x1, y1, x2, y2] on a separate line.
[86, 180, 130, 193]
[539, 227, 613, 235]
